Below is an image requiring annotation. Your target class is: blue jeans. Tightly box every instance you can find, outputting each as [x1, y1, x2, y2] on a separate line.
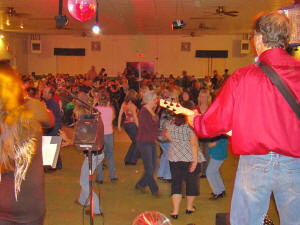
[96, 134, 117, 181]
[206, 158, 225, 195]
[231, 152, 300, 225]
[157, 142, 171, 180]
[136, 142, 159, 194]
[78, 153, 104, 214]
[124, 122, 139, 164]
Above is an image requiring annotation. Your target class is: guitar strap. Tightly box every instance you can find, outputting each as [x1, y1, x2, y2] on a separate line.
[256, 61, 300, 120]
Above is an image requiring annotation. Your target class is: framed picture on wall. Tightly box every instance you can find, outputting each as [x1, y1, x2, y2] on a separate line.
[91, 41, 101, 51]
[181, 42, 191, 52]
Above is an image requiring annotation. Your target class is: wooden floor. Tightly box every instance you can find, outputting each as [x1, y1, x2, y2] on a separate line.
[44, 127, 279, 225]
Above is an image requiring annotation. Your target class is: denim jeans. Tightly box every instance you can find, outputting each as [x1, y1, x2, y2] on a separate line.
[136, 142, 159, 194]
[124, 122, 139, 164]
[96, 134, 117, 181]
[206, 158, 225, 195]
[78, 153, 104, 214]
[157, 142, 171, 180]
[230, 152, 300, 225]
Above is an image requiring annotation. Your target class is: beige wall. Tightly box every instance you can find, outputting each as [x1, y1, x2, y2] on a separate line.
[20, 34, 254, 77]
[0, 33, 28, 74]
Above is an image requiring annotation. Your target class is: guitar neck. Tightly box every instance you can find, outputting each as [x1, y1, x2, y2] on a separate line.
[159, 99, 232, 137]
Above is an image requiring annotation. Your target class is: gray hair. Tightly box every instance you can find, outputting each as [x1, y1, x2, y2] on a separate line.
[143, 90, 157, 104]
[253, 12, 290, 48]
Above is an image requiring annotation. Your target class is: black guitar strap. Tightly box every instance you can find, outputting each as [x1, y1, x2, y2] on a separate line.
[256, 61, 300, 120]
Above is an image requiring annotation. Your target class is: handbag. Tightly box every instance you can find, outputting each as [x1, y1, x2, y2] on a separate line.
[256, 61, 300, 120]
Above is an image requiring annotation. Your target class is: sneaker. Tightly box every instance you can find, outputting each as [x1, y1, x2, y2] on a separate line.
[209, 192, 225, 200]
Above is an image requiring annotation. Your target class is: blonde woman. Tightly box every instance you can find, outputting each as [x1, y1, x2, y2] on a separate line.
[118, 89, 139, 165]
[0, 62, 54, 225]
[95, 91, 117, 183]
[194, 89, 212, 178]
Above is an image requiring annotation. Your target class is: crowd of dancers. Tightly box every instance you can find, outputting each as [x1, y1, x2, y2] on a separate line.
[20, 66, 230, 218]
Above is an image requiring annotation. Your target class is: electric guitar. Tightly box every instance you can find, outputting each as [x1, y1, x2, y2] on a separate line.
[159, 99, 232, 136]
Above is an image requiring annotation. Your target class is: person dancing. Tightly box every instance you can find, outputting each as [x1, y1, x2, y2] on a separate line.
[118, 89, 139, 165]
[165, 101, 200, 219]
[95, 91, 118, 183]
[194, 89, 212, 178]
[135, 90, 161, 196]
[206, 136, 228, 200]
[0, 62, 54, 225]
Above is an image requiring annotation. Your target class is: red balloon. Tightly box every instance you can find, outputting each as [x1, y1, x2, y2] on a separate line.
[68, 0, 96, 22]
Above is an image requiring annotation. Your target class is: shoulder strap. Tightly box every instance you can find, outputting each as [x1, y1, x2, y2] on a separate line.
[256, 61, 300, 120]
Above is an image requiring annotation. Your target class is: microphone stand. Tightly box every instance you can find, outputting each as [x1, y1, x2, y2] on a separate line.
[61, 88, 98, 114]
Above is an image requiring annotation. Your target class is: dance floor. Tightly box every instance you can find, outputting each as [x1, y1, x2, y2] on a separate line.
[44, 127, 279, 225]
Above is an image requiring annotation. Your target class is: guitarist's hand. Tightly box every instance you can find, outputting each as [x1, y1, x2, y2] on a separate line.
[187, 109, 198, 128]
[187, 114, 195, 128]
[189, 161, 197, 173]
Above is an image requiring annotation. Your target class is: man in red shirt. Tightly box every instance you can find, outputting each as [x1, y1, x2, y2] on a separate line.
[189, 12, 300, 225]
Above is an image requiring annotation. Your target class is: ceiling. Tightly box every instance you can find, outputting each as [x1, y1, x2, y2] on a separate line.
[0, 0, 296, 36]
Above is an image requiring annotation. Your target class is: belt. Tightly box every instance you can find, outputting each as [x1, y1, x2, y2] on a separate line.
[267, 151, 281, 158]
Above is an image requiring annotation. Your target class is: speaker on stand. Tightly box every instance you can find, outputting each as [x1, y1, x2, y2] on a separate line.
[73, 113, 104, 225]
[74, 113, 104, 151]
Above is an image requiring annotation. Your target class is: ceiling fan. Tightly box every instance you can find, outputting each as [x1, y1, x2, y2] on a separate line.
[0, 7, 30, 29]
[184, 23, 216, 31]
[215, 6, 239, 17]
[190, 6, 238, 20]
[198, 23, 216, 30]
[181, 23, 216, 37]
[190, 16, 222, 20]
[181, 31, 202, 37]
[5, 7, 30, 18]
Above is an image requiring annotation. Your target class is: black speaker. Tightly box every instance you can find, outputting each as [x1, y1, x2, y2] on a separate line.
[74, 114, 104, 151]
[195, 50, 228, 58]
[54, 48, 85, 56]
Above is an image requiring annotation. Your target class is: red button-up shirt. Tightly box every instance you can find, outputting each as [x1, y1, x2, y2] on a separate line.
[194, 48, 300, 157]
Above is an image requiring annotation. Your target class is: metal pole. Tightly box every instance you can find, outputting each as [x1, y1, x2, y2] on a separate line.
[88, 151, 94, 225]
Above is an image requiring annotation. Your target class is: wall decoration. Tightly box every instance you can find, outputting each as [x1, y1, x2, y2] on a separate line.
[91, 41, 101, 51]
[181, 42, 191, 51]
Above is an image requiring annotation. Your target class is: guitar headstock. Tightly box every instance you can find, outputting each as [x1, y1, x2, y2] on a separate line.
[159, 99, 194, 116]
